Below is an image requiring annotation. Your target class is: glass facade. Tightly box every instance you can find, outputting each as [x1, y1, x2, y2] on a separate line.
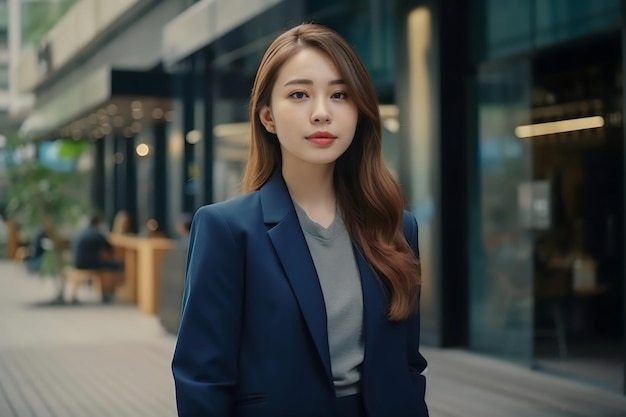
[167, 59, 192, 236]
[473, 60, 534, 363]
[311, 1, 397, 101]
[474, 0, 624, 390]
[482, 0, 621, 59]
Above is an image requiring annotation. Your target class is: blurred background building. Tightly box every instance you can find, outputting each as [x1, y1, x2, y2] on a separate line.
[0, 1, 8, 118]
[2, 0, 624, 397]
[0, 0, 8, 209]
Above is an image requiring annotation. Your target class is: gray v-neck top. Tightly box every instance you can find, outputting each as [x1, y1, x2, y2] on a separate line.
[294, 203, 364, 397]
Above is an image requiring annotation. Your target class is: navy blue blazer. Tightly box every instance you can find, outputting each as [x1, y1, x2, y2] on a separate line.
[172, 171, 428, 417]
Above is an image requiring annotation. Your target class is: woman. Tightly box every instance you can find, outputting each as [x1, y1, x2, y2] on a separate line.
[172, 23, 428, 417]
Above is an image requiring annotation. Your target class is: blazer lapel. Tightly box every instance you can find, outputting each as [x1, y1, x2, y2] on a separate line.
[260, 171, 333, 384]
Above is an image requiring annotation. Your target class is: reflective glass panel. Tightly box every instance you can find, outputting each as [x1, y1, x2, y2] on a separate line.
[472, 60, 534, 364]
[482, 0, 621, 59]
[535, 0, 620, 47]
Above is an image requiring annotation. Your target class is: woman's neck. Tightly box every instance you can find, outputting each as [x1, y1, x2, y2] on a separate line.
[282, 163, 337, 228]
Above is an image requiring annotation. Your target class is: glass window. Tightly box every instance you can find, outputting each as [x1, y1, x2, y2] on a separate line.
[312, 1, 396, 99]
[484, 0, 532, 59]
[472, 60, 534, 364]
[535, 0, 621, 47]
[480, 0, 621, 60]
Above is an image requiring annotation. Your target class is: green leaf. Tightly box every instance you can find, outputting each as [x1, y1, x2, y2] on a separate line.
[2, 135, 93, 279]
[57, 139, 89, 159]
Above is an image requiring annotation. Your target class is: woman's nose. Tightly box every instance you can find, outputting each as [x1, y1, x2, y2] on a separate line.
[311, 100, 331, 124]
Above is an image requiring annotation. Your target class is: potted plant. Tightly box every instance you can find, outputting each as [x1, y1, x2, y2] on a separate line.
[3, 136, 92, 304]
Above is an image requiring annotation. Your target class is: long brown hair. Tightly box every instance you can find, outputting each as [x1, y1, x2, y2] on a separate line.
[243, 23, 420, 321]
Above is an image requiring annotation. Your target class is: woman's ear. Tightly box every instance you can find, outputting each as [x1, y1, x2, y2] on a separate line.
[259, 106, 276, 134]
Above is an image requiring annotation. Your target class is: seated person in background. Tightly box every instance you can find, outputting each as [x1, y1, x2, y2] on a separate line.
[23, 216, 53, 274]
[72, 214, 124, 303]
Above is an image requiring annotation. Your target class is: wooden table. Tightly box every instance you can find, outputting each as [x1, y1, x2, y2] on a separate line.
[109, 233, 174, 315]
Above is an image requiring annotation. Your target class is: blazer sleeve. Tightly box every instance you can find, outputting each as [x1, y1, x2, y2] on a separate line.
[172, 205, 245, 417]
[403, 211, 429, 412]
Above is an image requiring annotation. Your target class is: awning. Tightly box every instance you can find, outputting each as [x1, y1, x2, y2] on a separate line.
[161, 0, 285, 67]
[19, 66, 171, 141]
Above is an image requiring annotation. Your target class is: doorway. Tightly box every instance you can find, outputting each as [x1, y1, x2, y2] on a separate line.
[531, 34, 624, 392]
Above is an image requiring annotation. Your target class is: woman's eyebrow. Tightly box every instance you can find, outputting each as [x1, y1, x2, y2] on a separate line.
[283, 78, 345, 86]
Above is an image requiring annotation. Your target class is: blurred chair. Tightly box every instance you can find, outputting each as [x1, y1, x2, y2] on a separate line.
[65, 267, 105, 303]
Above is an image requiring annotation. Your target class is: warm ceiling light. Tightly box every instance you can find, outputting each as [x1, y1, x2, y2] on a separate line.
[186, 129, 202, 144]
[152, 108, 164, 119]
[131, 121, 142, 133]
[147, 219, 159, 231]
[515, 116, 605, 138]
[136, 143, 150, 157]
[132, 108, 144, 120]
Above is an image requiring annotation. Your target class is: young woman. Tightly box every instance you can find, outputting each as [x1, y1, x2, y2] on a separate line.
[172, 23, 428, 417]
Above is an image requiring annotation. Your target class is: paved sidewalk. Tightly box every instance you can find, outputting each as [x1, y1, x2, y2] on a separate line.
[0, 261, 177, 417]
[1, 260, 626, 416]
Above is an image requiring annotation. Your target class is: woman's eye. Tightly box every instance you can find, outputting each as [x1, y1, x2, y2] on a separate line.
[331, 92, 347, 100]
[290, 91, 307, 99]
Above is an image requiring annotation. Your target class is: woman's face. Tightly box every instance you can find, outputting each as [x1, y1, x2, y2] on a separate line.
[260, 47, 358, 171]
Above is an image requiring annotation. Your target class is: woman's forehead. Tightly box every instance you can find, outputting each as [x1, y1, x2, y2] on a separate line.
[274, 48, 343, 84]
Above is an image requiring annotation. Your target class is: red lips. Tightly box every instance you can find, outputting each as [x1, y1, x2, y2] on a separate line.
[306, 131, 337, 146]
[306, 131, 337, 140]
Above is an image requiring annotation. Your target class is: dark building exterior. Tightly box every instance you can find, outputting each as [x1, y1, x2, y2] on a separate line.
[16, 0, 626, 395]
